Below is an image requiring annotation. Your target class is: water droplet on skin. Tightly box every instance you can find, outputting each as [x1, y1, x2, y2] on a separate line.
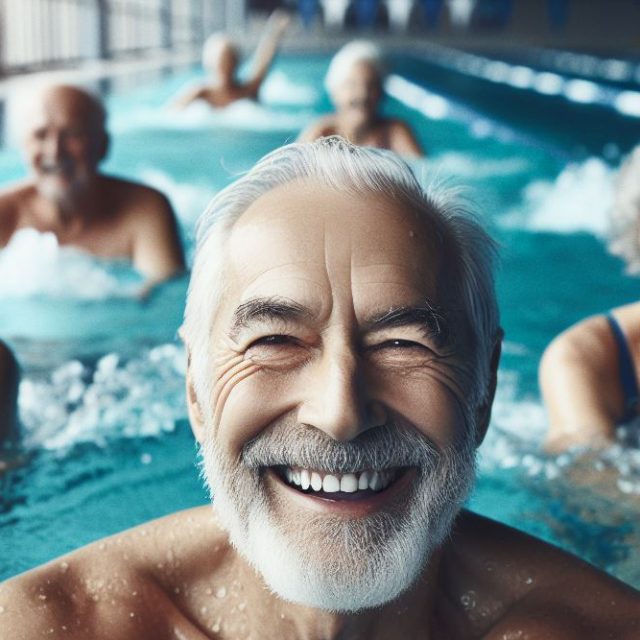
[91, 595, 100, 602]
[409, 230, 415, 238]
[98, 544, 105, 551]
[38, 594, 47, 601]
[525, 577, 533, 585]
[280, 613, 286, 620]
[200, 606, 208, 615]
[216, 587, 227, 599]
[61, 626, 67, 631]
[205, 587, 213, 596]
[132, 591, 138, 597]
[130, 612, 135, 618]
[212, 622, 221, 633]
[174, 587, 180, 594]
[238, 602, 246, 612]
[0, 605, 5, 613]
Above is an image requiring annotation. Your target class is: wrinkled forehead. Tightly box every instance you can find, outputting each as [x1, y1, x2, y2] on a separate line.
[220, 180, 445, 316]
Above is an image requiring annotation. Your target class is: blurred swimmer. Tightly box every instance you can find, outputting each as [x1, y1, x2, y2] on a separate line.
[298, 41, 423, 157]
[0, 339, 19, 447]
[540, 150, 640, 452]
[172, 10, 291, 109]
[0, 84, 185, 285]
[540, 303, 640, 452]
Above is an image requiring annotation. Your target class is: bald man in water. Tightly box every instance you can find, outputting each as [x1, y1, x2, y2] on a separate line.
[0, 84, 184, 284]
[0, 140, 637, 639]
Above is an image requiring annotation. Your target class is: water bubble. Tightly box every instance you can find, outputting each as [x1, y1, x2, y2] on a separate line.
[59, 562, 69, 573]
[140, 453, 153, 465]
[215, 587, 227, 599]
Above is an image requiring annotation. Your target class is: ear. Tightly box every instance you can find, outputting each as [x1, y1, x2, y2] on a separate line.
[474, 329, 503, 447]
[186, 366, 206, 444]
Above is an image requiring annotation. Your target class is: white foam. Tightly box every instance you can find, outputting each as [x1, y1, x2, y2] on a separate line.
[0, 228, 141, 299]
[260, 70, 319, 107]
[112, 96, 312, 135]
[19, 343, 187, 450]
[432, 152, 530, 178]
[505, 157, 614, 235]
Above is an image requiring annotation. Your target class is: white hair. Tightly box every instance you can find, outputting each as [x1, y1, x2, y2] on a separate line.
[324, 40, 385, 97]
[182, 137, 500, 424]
[201, 32, 238, 72]
[609, 146, 640, 274]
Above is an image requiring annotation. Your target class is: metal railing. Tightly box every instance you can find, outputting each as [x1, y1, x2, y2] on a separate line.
[0, 0, 222, 76]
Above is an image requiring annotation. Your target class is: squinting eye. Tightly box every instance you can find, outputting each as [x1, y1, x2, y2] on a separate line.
[250, 335, 294, 347]
[382, 339, 424, 349]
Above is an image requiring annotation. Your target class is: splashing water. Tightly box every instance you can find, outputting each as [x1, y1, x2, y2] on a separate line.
[0, 228, 142, 300]
[19, 343, 187, 450]
[503, 157, 615, 235]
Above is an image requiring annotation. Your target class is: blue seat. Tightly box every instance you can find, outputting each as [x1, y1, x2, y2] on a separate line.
[421, 0, 443, 27]
[299, 0, 321, 28]
[353, 0, 380, 28]
[547, 0, 569, 30]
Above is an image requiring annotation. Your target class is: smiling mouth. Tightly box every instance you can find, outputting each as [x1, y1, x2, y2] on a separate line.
[274, 465, 408, 501]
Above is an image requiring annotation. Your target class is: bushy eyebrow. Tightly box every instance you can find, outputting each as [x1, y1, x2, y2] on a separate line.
[365, 303, 450, 346]
[228, 296, 312, 339]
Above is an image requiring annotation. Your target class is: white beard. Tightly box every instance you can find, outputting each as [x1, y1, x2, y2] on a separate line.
[201, 422, 476, 613]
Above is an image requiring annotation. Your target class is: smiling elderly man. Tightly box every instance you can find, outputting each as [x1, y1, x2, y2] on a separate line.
[1, 138, 638, 639]
[0, 84, 184, 284]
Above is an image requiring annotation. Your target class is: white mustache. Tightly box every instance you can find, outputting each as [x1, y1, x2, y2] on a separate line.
[242, 421, 441, 475]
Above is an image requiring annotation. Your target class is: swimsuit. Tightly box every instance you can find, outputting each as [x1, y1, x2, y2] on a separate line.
[606, 313, 639, 423]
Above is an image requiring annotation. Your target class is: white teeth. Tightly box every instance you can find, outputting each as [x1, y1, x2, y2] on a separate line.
[310, 472, 322, 491]
[283, 467, 397, 494]
[340, 474, 358, 493]
[322, 474, 340, 493]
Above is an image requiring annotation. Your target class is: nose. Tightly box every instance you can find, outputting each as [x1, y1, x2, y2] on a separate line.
[297, 346, 386, 442]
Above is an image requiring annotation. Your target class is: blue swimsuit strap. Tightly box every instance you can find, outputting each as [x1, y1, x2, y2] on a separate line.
[606, 313, 639, 421]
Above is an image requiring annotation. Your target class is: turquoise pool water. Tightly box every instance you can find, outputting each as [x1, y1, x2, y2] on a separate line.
[1, 51, 639, 588]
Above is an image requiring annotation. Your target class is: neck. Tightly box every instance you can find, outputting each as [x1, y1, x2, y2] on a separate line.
[230, 548, 443, 640]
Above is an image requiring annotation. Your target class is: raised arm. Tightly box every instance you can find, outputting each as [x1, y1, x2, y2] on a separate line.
[245, 9, 291, 96]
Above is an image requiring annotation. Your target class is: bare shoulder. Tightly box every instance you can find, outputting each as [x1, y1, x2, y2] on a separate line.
[103, 175, 171, 212]
[0, 506, 230, 639]
[441, 511, 639, 639]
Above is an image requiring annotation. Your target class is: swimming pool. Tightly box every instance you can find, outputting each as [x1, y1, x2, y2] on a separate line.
[1, 49, 639, 589]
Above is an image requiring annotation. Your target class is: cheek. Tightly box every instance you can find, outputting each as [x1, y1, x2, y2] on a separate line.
[212, 359, 299, 456]
[371, 370, 469, 449]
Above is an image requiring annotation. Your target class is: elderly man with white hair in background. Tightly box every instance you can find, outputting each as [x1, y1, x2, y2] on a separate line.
[1, 138, 637, 639]
[0, 83, 185, 286]
[299, 41, 424, 157]
[172, 10, 291, 110]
